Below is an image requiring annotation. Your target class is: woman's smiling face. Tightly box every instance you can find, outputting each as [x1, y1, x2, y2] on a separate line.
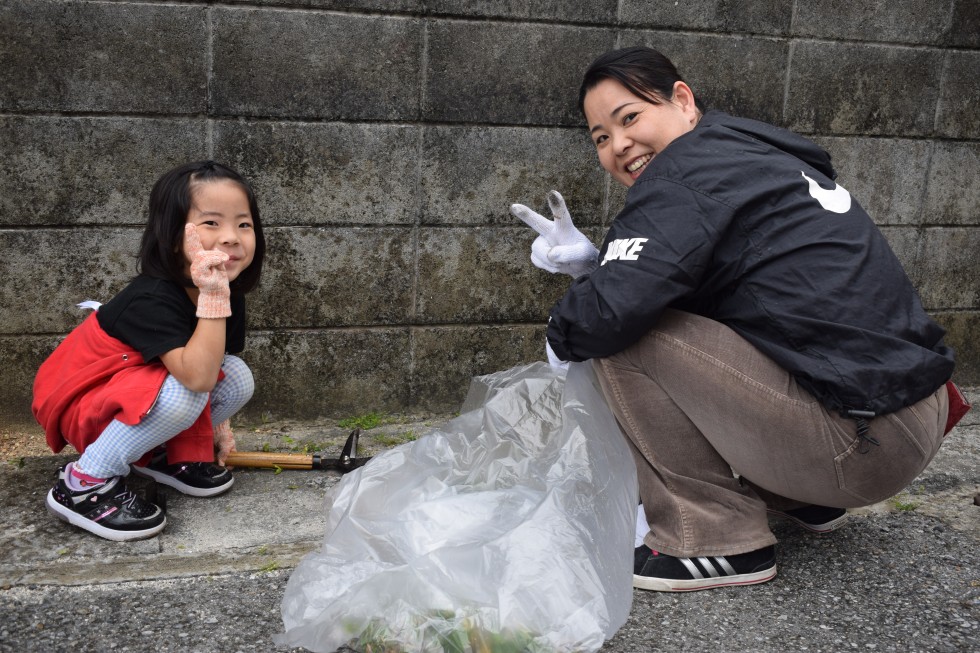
[583, 78, 700, 188]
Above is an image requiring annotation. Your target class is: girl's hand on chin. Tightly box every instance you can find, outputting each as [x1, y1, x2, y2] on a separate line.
[185, 223, 231, 319]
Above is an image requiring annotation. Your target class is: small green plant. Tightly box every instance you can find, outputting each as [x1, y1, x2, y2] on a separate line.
[891, 495, 919, 511]
[374, 433, 407, 447]
[353, 613, 540, 653]
[290, 442, 315, 454]
[257, 545, 269, 555]
[339, 412, 385, 431]
[259, 560, 280, 572]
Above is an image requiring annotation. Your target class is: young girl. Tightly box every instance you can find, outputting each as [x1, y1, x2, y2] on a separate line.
[33, 161, 265, 542]
[512, 47, 960, 591]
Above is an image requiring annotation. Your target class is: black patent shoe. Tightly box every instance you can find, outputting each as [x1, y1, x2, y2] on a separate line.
[46, 465, 166, 541]
[132, 451, 233, 497]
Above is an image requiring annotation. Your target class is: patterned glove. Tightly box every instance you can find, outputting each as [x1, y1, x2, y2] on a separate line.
[184, 223, 231, 319]
[510, 190, 599, 278]
[214, 419, 236, 467]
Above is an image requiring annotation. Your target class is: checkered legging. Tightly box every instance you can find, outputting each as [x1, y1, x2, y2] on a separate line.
[77, 355, 254, 478]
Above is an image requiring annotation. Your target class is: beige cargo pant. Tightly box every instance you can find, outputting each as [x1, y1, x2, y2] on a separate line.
[594, 309, 949, 558]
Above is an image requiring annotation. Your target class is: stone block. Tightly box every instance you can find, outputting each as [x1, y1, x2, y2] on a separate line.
[0, 229, 141, 334]
[0, 335, 62, 425]
[249, 227, 415, 329]
[923, 142, 980, 225]
[212, 9, 422, 120]
[415, 227, 573, 323]
[421, 126, 604, 226]
[933, 311, 980, 385]
[877, 226, 923, 287]
[619, 0, 791, 35]
[426, 0, 616, 22]
[607, 180, 629, 224]
[793, 0, 950, 45]
[814, 136, 931, 226]
[0, 117, 206, 227]
[936, 51, 980, 139]
[786, 41, 943, 136]
[0, 0, 206, 113]
[913, 228, 980, 310]
[411, 324, 546, 412]
[221, 0, 420, 10]
[424, 21, 615, 125]
[618, 31, 788, 125]
[242, 328, 412, 420]
[214, 121, 420, 226]
[949, 0, 980, 47]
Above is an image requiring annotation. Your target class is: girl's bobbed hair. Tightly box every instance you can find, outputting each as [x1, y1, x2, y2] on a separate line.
[578, 46, 705, 118]
[137, 160, 265, 294]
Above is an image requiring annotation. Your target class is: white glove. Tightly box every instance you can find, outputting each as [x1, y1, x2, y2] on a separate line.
[545, 338, 569, 370]
[510, 190, 599, 278]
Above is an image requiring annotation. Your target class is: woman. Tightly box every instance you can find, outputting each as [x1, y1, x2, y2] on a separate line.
[511, 47, 962, 592]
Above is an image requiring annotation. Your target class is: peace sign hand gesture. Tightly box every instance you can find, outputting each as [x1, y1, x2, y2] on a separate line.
[510, 190, 599, 278]
[184, 223, 232, 319]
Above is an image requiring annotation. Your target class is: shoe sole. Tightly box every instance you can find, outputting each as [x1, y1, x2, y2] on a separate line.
[768, 509, 849, 533]
[46, 490, 166, 542]
[633, 565, 777, 592]
[131, 465, 234, 497]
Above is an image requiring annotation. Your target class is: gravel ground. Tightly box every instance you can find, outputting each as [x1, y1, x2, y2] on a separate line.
[2, 394, 977, 653]
[2, 507, 977, 653]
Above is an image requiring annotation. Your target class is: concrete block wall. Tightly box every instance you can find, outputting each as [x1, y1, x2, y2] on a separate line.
[1, 0, 978, 423]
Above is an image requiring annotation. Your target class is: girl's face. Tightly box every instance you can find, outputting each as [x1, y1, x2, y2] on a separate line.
[583, 78, 700, 188]
[183, 179, 256, 282]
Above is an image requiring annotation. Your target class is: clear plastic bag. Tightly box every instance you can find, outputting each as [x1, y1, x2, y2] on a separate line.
[275, 362, 638, 653]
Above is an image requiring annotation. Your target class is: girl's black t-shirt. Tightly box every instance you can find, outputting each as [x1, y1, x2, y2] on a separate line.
[96, 275, 246, 362]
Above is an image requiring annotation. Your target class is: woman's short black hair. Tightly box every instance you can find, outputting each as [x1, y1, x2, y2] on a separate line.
[578, 46, 705, 118]
[137, 160, 265, 294]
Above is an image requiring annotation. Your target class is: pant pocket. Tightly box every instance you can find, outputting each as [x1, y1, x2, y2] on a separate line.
[833, 415, 932, 506]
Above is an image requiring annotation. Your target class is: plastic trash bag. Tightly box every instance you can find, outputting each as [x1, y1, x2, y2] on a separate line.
[275, 361, 638, 653]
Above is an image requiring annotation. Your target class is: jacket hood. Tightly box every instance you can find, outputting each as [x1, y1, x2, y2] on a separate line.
[699, 111, 837, 180]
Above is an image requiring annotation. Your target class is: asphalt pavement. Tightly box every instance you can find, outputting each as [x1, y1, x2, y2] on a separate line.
[2, 392, 978, 653]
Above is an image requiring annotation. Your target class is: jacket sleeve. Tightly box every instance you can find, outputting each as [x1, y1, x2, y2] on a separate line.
[547, 177, 735, 362]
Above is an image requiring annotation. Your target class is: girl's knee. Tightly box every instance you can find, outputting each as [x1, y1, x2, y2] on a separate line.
[220, 355, 255, 399]
[157, 382, 210, 430]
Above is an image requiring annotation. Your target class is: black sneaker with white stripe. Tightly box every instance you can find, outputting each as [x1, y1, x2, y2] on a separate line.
[633, 544, 776, 592]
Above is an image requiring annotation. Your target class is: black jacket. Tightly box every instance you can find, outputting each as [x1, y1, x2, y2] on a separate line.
[547, 111, 954, 416]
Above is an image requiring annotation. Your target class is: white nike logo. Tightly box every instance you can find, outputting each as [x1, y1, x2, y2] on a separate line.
[601, 237, 648, 266]
[801, 171, 851, 214]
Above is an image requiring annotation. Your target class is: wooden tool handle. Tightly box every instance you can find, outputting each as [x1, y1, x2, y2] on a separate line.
[224, 451, 314, 469]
